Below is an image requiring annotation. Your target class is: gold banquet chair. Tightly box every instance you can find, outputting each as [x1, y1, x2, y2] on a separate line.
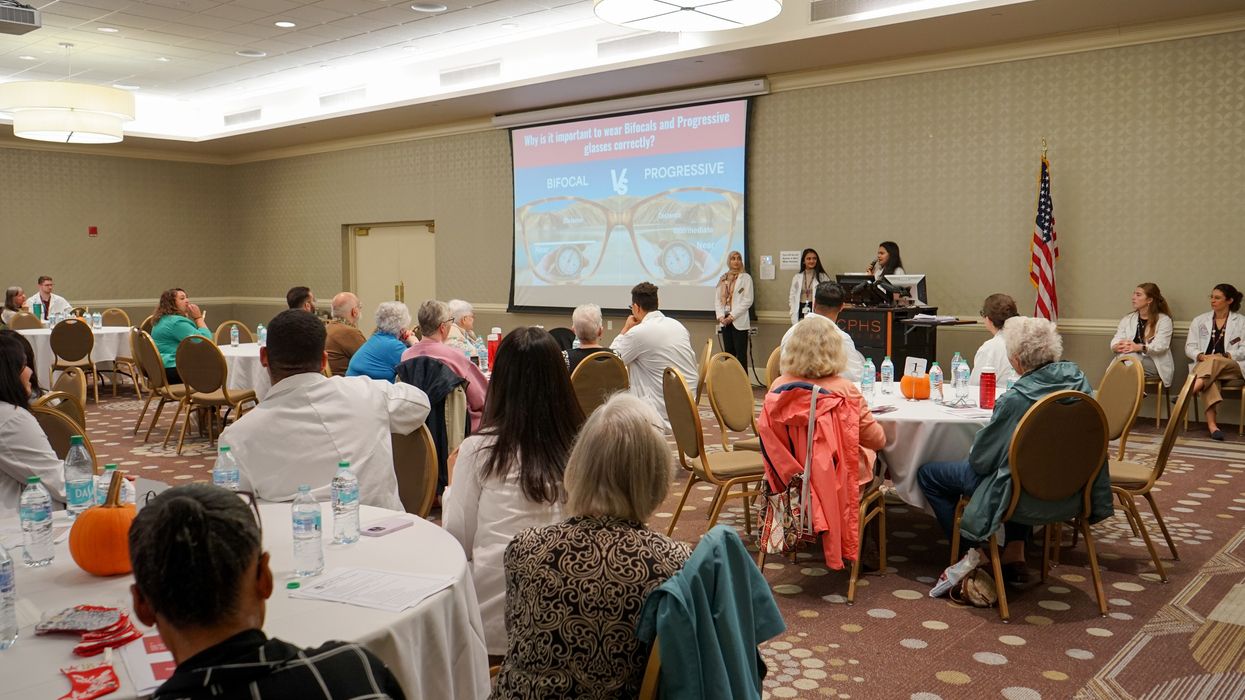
[663, 366, 765, 538]
[51, 367, 88, 417]
[30, 405, 99, 464]
[392, 424, 438, 518]
[100, 308, 130, 327]
[949, 390, 1110, 622]
[8, 312, 41, 330]
[1097, 356, 1145, 462]
[570, 351, 629, 418]
[34, 391, 87, 433]
[213, 320, 255, 345]
[168, 335, 257, 454]
[49, 317, 101, 404]
[100, 308, 142, 399]
[705, 353, 761, 452]
[139, 315, 155, 335]
[693, 338, 713, 405]
[132, 329, 187, 441]
[764, 346, 783, 388]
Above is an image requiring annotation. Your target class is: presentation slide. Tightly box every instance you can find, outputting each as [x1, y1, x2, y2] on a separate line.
[510, 99, 748, 313]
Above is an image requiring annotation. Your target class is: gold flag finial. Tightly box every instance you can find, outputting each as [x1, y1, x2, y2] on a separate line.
[1041, 137, 1048, 159]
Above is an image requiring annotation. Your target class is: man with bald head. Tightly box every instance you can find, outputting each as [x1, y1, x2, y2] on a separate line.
[325, 292, 366, 376]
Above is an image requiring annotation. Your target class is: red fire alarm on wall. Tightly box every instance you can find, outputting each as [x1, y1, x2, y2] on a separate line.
[88, 226, 98, 238]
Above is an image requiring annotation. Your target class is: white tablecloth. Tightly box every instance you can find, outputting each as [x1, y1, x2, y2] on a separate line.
[218, 342, 272, 401]
[17, 326, 131, 384]
[1, 503, 490, 700]
[867, 386, 999, 513]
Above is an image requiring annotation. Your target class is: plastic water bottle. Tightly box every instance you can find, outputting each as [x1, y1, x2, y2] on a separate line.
[861, 358, 876, 398]
[880, 356, 895, 394]
[476, 337, 489, 372]
[929, 362, 944, 402]
[213, 446, 240, 492]
[63, 435, 95, 520]
[20, 476, 54, 567]
[0, 543, 16, 649]
[954, 360, 971, 402]
[92, 312, 102, 329]
[292, 485, 324, 577]
[230, 324, 239, 347]
[95, 464, 134, 506]
[331, 462, 360, 545]
[950, 351, 963, 379]
[256, 323, 266, 346]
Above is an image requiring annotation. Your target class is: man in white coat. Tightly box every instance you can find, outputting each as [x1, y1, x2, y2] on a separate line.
[222, 309, 430, 510]
[611, 281, 699, 428]
[780, 282, 864, 382]
[28, 276, 71, 320]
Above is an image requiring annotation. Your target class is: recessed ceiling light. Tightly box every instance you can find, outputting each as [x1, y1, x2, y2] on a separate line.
[112, 83, 140, 90]
[18, 55, 37, 61]
[155, 56, 171, 62]
[410, 3, 447, 12]
[236, 49, 267, 58]
[97, 26, 119, 32]
[274, 20, 296, 28]
[500, 22, 519, 29]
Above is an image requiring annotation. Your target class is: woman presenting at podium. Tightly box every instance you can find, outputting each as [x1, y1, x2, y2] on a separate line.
[715, 251, 753, 369]
[867, 241, 905, 279]
[788, 248, 831, 324]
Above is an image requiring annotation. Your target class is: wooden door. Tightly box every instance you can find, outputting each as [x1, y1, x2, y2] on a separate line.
[351, 224, 435, 335]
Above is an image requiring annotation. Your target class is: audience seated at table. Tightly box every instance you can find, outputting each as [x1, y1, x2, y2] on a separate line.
[492, 393, 691, 699]
[401, 300, 488, 432]
[970, 293, 1021, 386]
[444, 299, 481, 359]
[917, 317, 1113, 585]
[223, 310, 430, 510]
[2, 286, 27, 326]
[609, 282, 698, 428]
[762, 314, 885, 569]
[129, 484, 407, 700]
[1185, 283, 1245, 440]
[286, 285, 317, 313]
[151, 288, 212, 385]
[325, 292, 366, 376]
[28, 275, 71, 321]
[347, 301, 414, 382]
[564, 303, 615, 375]
[1110, 282, 1174, 389]
[779, 282, 864, 382]
[0, 331, 65, 515]
[442, 326, 585, 657]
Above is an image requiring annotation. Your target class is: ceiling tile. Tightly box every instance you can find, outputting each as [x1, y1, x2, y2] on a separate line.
[279, 4, 351, 24]
[145, 0, 225, 12]
[231, 0, 304, 13]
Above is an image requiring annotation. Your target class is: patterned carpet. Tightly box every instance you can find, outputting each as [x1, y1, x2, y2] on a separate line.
[77, 387, 1245, 700]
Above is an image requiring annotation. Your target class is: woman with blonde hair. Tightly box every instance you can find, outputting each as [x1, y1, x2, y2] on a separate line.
[1110, 282, 1174, 388]
[715, 250, 753, 368]
[492, 393, 690, 698]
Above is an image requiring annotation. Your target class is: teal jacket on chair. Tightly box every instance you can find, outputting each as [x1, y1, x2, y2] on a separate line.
[636, 525, 786, 700]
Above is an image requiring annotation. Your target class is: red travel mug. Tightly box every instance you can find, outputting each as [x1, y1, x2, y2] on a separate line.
[979, 368, 996, 409]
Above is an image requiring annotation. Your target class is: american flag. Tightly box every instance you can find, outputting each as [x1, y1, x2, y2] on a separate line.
[1030, 156, 1059, 321]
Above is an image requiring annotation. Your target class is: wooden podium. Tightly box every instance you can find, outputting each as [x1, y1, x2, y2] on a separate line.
[836, 306, 941, 374]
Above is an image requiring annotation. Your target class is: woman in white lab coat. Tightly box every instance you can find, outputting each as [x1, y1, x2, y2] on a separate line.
[1109, 282, 1174, 389]
[1185, 283, 1245, 440]
[788, 248, 830, 324]
[715, 251, 754, 369]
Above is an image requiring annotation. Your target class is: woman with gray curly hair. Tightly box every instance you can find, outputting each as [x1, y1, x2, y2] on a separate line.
[916, 316, 1113, 585]
[444, 299, 480, 359]
[346, 301, 413, 381]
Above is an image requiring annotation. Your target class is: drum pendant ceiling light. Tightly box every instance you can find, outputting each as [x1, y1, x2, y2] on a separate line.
[593, 0, 782, 32]
[0, 43, 135, 144]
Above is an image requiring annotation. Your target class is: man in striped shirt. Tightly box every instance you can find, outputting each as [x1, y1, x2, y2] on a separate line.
[128, 484, 406, 699]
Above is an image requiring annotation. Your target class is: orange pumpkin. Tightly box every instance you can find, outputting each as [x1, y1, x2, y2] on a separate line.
[69, 470, 136, 576]
[900, 374, 931, 400]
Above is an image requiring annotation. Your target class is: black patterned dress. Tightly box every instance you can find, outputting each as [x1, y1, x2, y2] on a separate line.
[491, 516, 692, 699]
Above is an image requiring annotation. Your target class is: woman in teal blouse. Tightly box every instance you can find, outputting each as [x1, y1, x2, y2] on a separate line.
[151, 288, 212, 384]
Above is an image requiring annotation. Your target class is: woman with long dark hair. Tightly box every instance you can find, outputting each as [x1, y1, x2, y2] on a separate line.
[1110, 282, 1174, 389]
[868, 241, 905, 279]
[0, 330, 64, 512]
[787, 248, 830, 324]
[1185, 283, 1245, 440]
[442, 326, 586, 656]
[150, 288, 211, 384]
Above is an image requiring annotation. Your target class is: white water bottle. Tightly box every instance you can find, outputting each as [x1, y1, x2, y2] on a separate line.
[92, 312, 102, 329]
[256, 323, 267, 346]
[950, 351, 963, 379]
[213, 446, 240, 491]
[292, 485, 324, 577]
[63, 435, 95, 519]
[861, 358, 876, 398]
[20, 476, 54, 567]
[880, 356, 895, 394]
[929, 362, 944, 402]
[230, 324, 239, 347]
[954, 360, 971, 402]
[0, 543, 16, 649]
[331, 462, 360, 545]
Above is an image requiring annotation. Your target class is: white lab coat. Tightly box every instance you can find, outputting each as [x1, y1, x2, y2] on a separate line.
[26, 293, 71, 320]
[224, 373, 430, 510]
[969, 333, 1020, 387]
[0, 403, 66, 516]
[788, 271, 831, 324]
[610, 310, 699, 426]
[1110, 312, 1174, 387]
[714, 272, 754, 331]
[442, 435, 563, 655]
[780, 316, 864, 383]
[1185, 311, 1245, 373]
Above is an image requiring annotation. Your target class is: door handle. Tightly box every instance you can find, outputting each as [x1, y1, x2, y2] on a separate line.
[394, 283, 401, 302]
[400, 281, 406, 303]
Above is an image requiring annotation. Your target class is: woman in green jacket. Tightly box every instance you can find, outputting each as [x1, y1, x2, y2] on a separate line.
[917, 316, 1113, 585]
[151, 288, 212, 384]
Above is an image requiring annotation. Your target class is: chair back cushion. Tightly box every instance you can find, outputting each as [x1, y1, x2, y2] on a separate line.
[140, 315, 155, 334]
[663, 366, 702, 460]
[52, 367, 88, 408]
[706, 353, 755, 433]
[50, 318, 94, 362]
[548, 327, 576, 352]
[1008, 390, 1108, 506]
[8, 312, 41, 330]
[391, 425, 438, 517]
[34, 391, 86, 431]
[765, 346, 782, 388]
[30, 405, 93, 461]
[1150, 375, 1197, 481]
[1097, 356, 1143, 441]
[570, 351, 629, 417]
[134, 330, 167, 390]
[175, 335, 226, 394]
[101, 308, 131, 327]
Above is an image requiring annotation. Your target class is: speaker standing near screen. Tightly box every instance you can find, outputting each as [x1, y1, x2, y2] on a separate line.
[715, 251, 753, 369]
[788, 248, 831, 324]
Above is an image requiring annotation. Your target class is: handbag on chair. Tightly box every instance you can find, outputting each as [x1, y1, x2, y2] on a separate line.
[757, 388, 819, 555]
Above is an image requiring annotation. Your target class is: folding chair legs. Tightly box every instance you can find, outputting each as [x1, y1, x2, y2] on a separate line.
[948, 497, 968, 566]
[1079, 518, 1110, 617]
[1144, 491, 1180, 561]
[145, 398, 171, 442]
[162, 399, 185, 448]
[848, 488, 887, 606]
[134, 392, 156, 436]
[987, 534, 1010, 622]
[666, 472, 699, 536]
[1113, 488, 1167, 582]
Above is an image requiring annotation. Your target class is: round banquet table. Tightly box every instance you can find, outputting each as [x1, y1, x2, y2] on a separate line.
[864, 385, 1001, 513]
[17, 326, 131, 385]
[217, 342, 272, 401]
[1, 503, 490, 700]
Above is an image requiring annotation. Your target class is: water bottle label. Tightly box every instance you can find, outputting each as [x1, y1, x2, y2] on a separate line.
[21, 505, 50, 523]
[0, 567, 13, 594]
[336, 486, 358, 506]
[66, 480, 94, 507]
